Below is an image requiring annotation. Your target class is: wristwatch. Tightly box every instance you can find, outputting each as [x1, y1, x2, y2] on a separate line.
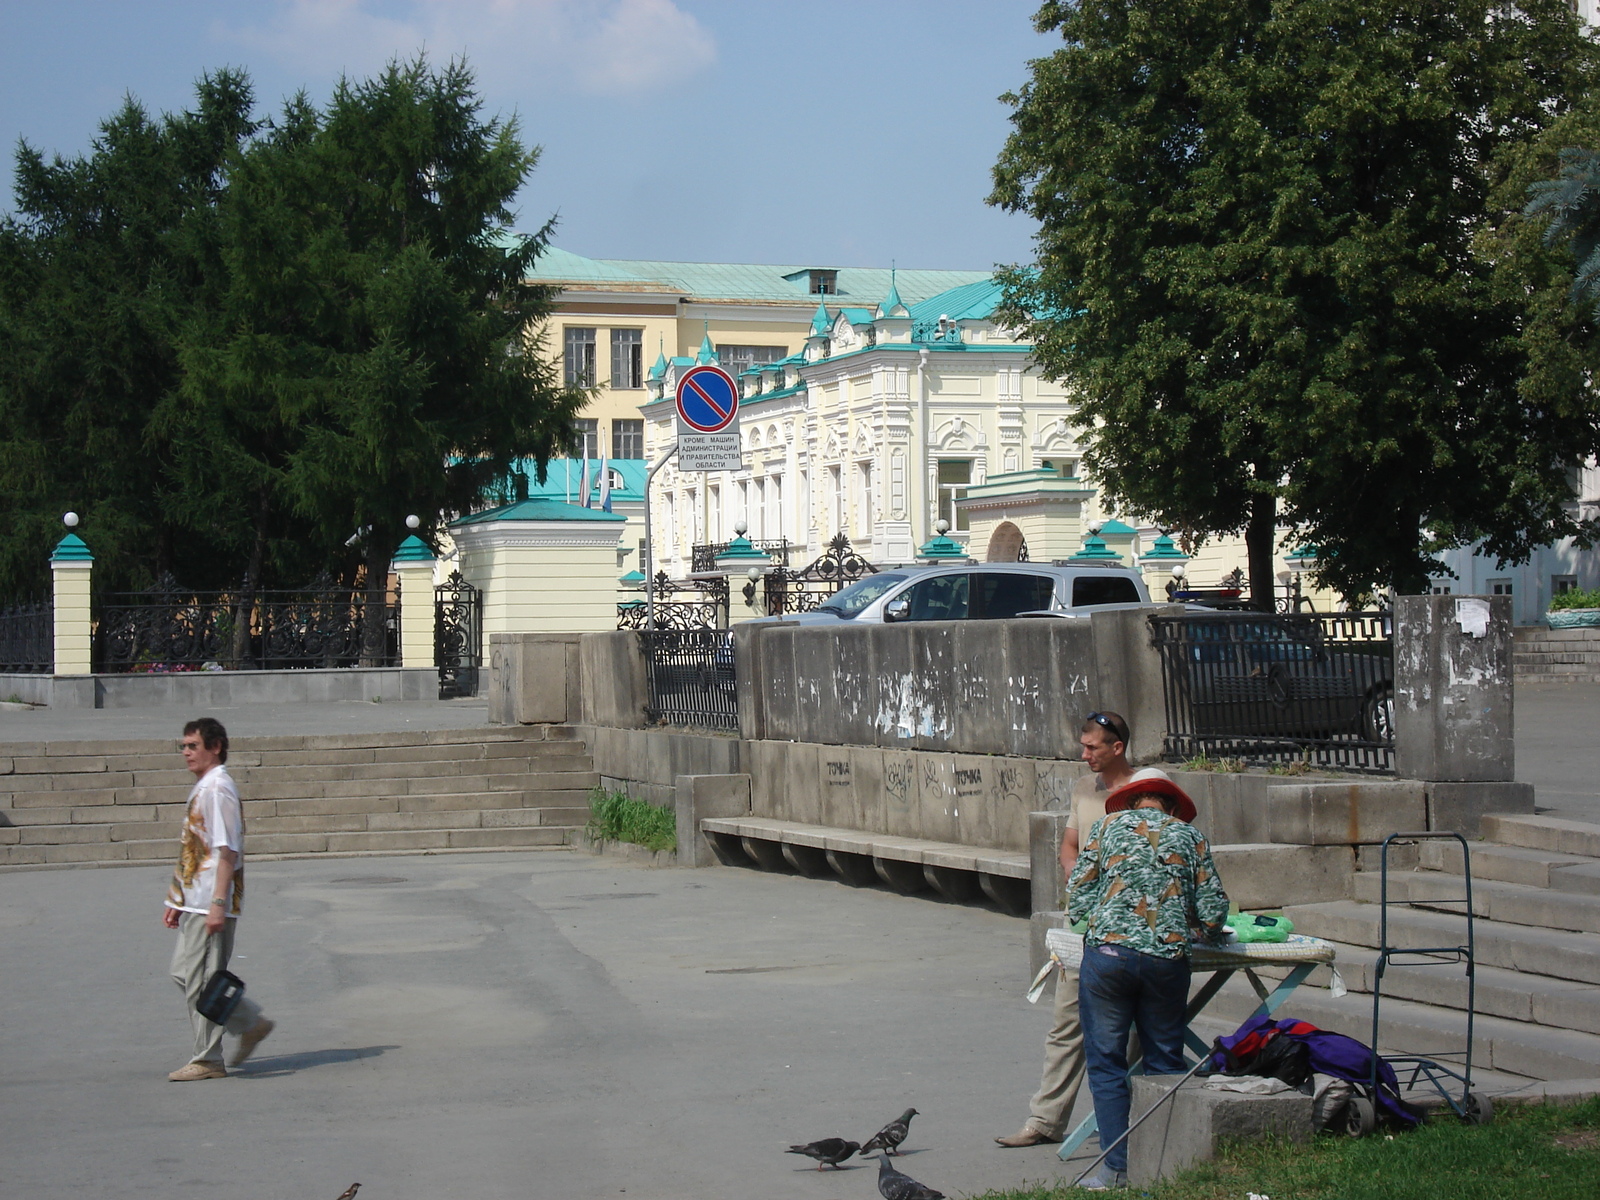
[210, 897, 227, 906]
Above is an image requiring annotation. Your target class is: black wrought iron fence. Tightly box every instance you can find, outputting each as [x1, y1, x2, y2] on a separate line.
[0, 600, 51, 673]
[617, 571, 727, 631]
[435, 572, 483, 699]
[690, 538, 791, 572]
[94, 574, 398, 672]
[640, 629, 737, 731]
[1150, 611, 1395, 773]
[761, 532, 877, 616]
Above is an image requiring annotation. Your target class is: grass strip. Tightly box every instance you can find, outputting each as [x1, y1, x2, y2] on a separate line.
[585, 787, 676, 854]
[973, 1097, 1600, 1200]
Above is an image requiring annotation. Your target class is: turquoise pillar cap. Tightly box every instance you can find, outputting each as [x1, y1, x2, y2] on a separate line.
[51, 533, 94, 563]
[714, 533, 772, 568]
[1139, 532, 1188, 563]
[1069, 533, 1123, 562]
[916, 532, 969, 561]
[391, 535, 435, 563]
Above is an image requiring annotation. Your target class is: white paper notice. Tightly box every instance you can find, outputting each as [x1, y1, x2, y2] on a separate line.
[1456, 597, 1490, 639]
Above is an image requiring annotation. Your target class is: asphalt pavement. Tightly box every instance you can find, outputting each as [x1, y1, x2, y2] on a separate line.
[1, 850, 1098, 1200]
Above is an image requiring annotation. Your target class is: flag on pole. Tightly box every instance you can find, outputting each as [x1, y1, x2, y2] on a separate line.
[578, 454, 591, 508]
[598, 453, 612, 513]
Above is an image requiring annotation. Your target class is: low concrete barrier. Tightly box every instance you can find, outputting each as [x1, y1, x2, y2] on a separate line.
[3, 666, 436, 709]
[1128, 1075, 1312, 1188]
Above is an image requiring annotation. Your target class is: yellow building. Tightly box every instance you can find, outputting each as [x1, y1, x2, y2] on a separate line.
[525, 250, 989, 467]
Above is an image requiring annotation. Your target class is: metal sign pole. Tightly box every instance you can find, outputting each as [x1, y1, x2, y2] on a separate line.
[643, 442, 679, 632]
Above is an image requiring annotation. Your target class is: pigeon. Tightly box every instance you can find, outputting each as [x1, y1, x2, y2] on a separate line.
[860, 1107, 919, 1157]
[786, 1138, 861, 1170]
[334, 1187, 360, 1200]
[876, 1152, 944, 1200]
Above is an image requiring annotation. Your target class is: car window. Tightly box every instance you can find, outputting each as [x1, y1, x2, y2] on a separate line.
[973, 572, 1057, 619]
[1071, 575, 1141, 607]
[815, 573, 907, 618]
[902, 573, 969, 620]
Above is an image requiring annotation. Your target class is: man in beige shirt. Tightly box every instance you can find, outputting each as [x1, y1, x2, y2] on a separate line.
[996, 711, 1171, 1147]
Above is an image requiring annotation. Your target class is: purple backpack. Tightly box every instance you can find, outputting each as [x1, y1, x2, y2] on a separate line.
[1207, 1013, 1421, 1125]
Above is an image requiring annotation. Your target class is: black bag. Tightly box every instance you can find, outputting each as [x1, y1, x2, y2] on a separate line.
[196, 969, 245, 1025]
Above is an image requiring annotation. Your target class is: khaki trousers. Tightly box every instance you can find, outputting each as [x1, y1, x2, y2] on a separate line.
[169, 911, 264, 1064]
[1027, 966, 1086, 1138]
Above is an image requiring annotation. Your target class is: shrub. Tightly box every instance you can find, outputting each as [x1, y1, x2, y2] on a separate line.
[585, 787, 677, 853]
[1550, 587, 1600, 611]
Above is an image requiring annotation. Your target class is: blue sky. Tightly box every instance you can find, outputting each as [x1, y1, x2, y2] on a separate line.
[0, 0, 1050, 272]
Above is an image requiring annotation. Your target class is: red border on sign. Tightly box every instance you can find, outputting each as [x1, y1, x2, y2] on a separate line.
[675, 365, 739, 433]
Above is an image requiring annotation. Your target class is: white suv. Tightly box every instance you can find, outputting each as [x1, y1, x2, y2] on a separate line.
[760, 562, 1150, 625]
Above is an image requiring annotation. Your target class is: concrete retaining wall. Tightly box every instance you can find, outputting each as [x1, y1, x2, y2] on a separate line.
[3, 666, 436, 709]
[737, 608, 1173, 762]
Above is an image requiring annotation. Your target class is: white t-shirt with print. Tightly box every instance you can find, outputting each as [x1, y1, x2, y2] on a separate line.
[165, 764, 245, 917]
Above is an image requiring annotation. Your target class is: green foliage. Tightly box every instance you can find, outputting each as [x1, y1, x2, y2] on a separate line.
[585, 788, 677, 853]
[0, 57, 583, 599]
[1550, 586, 1600, 610]
[971, 1097, 1600, 1200]
[991, 1, 1600, 602]
[1182, 753, 1247, 774]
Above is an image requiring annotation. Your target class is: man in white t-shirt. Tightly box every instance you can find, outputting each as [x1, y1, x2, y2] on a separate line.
[996, 711, 1171, 1147]
[162, 718, 274, 1081]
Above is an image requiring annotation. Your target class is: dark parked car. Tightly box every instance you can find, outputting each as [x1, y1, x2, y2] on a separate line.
[1174, 613, 1394, 743]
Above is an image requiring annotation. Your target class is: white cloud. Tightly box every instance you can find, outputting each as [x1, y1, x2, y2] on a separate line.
[214, 0, 716, 97]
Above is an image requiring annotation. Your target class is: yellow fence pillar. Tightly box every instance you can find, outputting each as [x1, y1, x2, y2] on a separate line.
[391, 536, 437, 670]
[50, 533, 94, 675]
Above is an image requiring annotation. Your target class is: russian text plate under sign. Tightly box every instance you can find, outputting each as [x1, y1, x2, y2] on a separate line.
[678, 433, 743, 471]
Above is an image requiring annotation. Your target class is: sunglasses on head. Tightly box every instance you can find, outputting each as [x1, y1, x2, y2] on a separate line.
[1086, 712, 1128, 743]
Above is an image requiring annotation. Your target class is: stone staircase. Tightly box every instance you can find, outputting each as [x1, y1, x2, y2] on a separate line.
[0, 727, 597, 867]
[1514, 626, 1600, 683]
[1201, 814, 1600, 1085]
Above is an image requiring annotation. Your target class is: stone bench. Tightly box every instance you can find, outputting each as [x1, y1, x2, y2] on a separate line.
[698, 816, 1032, 914]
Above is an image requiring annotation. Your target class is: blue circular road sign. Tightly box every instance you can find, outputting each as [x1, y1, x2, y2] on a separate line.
[675, 365, 740, 433]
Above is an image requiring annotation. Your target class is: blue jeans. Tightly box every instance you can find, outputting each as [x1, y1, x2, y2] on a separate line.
[1078, 943, 1191, 1173]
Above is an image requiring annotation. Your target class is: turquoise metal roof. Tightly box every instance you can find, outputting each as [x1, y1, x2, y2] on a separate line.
[877, 271, 909, 318]
[906, 278, 1006, 323]
[452, 497, 626, 526]
[810, 300, 831, 336]
[525, 248, 991, 305]
[1098, 519, 1138, 535]
[522, 458, 647, 504]
[839, 307, 876, 326]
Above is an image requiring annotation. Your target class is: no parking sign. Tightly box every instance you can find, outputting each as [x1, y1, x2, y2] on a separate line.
[675, 365, 742, 471]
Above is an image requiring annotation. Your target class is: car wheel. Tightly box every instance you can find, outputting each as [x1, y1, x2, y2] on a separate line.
[1362, 683, 1395, 743]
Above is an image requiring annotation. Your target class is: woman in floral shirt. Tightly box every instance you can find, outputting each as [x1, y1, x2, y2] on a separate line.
[1064, 777, 1230, 1188]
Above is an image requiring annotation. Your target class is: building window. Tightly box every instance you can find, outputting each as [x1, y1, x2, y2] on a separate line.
[611, 328, 643, 389]
[612, 418, 644, 460]
[717, 344, 787, 377]
[828, 466, 843, 536]
[856, 462, 873, 540]
[573, 418, 599, 459]
[709, 486, 722, 542]
[938, 459, 972, 531]
[771, 475, 783, 542]
[1554, 575, 1579, 596]
[1429, 582, 1453, 595]
[809, 269, 838, 295]
[564, 327, 596, 387]
[1489, 578, 1513, 597]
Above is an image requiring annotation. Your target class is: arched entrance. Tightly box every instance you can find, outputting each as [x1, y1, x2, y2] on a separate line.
[986, 521, 1025, 563]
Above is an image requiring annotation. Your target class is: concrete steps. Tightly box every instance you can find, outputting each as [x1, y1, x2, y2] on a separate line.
[1244, 816, 1600, 1084]
[1514, 626, 1600, 682]
[0, 727, 594, 866]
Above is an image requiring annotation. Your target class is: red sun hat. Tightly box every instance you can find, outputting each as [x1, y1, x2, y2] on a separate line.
[1104, 776, 1198, 824]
